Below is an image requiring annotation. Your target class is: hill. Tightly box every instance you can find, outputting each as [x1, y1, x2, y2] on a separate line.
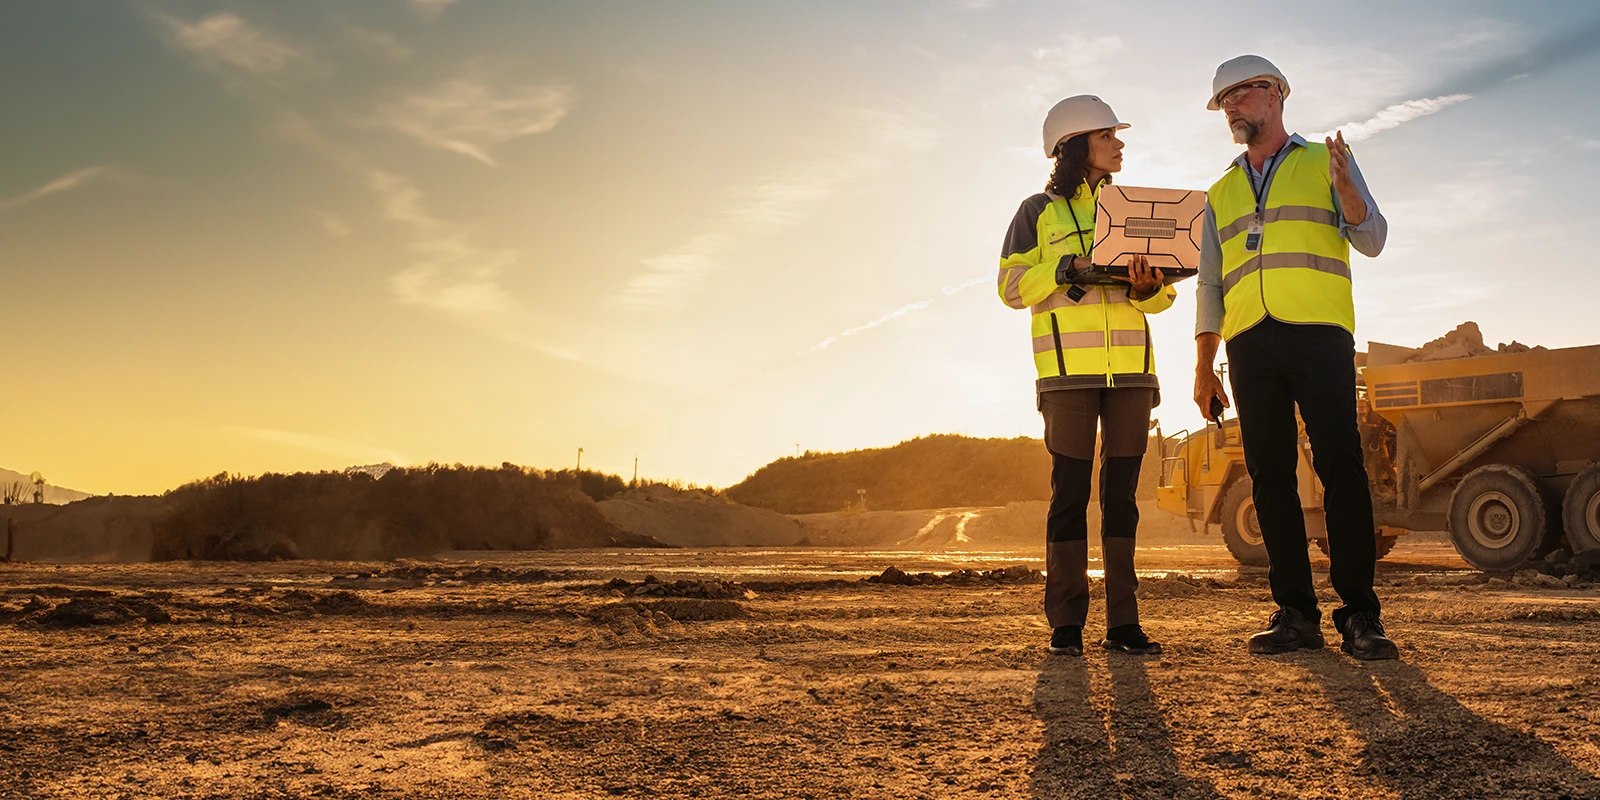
[0, 467, 92, 504]
[0, 495, 165, 562]
[597, 484, 804, 547]
[150, 464, 668, 561]
[725, 434, 1161, 514]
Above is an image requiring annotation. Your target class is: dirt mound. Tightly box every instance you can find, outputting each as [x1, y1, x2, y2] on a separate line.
[591, 599, 747, 635]
[866, 565, 1043, 586]
[1136, 573, 1223, 598]
[22, 596, 172, 628]
[0, 495, 165, 562]
[256, 696, 350, 730]
[602, 575, 757, 600]
[372, 563, 577, 584]
[1368, 321, 1546, 366]
[599, 487, 803, 547]
[275, 589, 370, 614]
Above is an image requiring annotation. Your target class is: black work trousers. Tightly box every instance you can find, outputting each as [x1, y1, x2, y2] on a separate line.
[1226, 317, 1380, 630]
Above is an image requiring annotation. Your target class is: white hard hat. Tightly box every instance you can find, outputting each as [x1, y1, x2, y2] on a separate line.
[1207, 55, 1290, 111]
[1041, 95, 1129, 158]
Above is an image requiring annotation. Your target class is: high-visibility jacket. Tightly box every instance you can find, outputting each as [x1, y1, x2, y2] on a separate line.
[998, 179, 1175, 393]
[1208, 142, 1353, 341]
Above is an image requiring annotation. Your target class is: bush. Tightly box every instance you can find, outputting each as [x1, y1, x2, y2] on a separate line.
[150, 463, 660, 561]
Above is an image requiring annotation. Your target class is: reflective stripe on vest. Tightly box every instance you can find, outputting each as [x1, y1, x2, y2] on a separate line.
[1208, 143, 1353, 341]
[1018, 180, 1158, 387]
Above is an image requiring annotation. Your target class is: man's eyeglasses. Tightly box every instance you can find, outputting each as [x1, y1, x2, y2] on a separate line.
[1219, 81, 1274, 107]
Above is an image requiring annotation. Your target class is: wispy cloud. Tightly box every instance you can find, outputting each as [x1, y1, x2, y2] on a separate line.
[272, 112, 520, 317]
[623, 110, 941, 310]
[273, 113, 580, 363]
[367, 169, 517, 314]
[1311, 94, 1473, 144]
[233, 427, 408, 466]
[937, 33, 1125, 113]
[412, 0, 460, 18]
[314, 210, 351, 237]
[0, 166, 117, 212]
[159, 12, 302, 75]
[379, 78, 576, 165]
[800, 273, 989, 356]
[342, 22, 411, 60]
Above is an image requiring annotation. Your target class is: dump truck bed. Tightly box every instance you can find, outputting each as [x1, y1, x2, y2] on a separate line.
[1364, 343, 1600, 485]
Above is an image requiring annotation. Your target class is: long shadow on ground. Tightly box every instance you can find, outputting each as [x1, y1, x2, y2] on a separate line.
[1030, 654, 1222, 799]
[1306, 658, 1600, 800]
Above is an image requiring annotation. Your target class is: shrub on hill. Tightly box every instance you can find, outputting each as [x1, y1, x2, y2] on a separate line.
[151, 463, 665, 561]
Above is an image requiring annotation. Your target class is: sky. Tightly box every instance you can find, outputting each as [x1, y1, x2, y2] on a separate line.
[4, 0, 1600, 496]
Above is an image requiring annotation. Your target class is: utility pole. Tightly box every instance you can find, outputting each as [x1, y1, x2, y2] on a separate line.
[576, 448, 583, 472]
[632, 453, 639, 486]
[795, 444, 801, 457]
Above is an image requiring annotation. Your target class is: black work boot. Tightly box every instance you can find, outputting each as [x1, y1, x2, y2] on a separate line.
[1247, 607, 1325, 655]
[1048, 625, 1083, 656]
[1101, 623, 1162, 655]
[1339, 611, 1399, 661]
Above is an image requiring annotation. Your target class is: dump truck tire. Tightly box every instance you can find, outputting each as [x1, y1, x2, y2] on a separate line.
[1563, 464, 1600, 554]
[1448, 464, 1552, 571]
[1220, 479, 1270, 567]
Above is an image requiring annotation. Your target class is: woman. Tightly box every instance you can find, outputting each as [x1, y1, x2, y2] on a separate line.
[997, 95, 1175, 656]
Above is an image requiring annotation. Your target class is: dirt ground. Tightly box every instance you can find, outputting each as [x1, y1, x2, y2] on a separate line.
[4, 534, 1600, 799]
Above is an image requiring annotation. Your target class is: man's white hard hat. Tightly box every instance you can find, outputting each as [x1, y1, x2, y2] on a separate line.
[1208, 55, 1290, 111]
[1042, 95, 1130, 158]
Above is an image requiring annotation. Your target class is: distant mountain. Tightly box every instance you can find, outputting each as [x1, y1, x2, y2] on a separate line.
[0, 467, 93, 505]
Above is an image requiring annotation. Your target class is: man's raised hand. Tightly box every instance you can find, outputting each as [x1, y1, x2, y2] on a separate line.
[1325, 130, 1367, 225]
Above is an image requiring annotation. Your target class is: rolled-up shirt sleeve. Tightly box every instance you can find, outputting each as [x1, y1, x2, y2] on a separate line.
[1194, 203, 1225, 338]
[1334, 151, 1386, 258]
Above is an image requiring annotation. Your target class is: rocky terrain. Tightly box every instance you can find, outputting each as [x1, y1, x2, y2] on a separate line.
[3, 538, 1598, 799]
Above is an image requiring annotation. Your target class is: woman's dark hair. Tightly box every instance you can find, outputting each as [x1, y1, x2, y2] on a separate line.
[1045, 132, 1110, 196]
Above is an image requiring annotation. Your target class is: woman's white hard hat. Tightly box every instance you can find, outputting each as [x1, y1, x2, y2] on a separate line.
[1041, 95, 1130, 158]
[1208, 55, 1290, 111]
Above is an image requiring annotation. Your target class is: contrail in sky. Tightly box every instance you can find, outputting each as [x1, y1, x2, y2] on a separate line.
[1316, 18, 1600, 141]
[798, 273, 989, 355]
[1419, 18, 1600, 97]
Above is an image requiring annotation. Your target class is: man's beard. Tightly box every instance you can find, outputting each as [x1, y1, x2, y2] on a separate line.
[1231, 118, 1262, 145]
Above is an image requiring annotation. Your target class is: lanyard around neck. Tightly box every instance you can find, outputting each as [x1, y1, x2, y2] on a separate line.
[1062, 180, 1096, 254]
[1250, 150, 1283, 221]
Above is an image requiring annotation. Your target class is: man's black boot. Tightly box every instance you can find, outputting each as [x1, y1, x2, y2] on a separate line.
[1247, 607, 1325, 655]
[1102, 623, 1162, 655]
[1049, 625, 1083, 656]
[1339, 611, 1399, 661]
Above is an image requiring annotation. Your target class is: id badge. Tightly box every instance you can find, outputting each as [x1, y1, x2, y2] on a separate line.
[1243, 220, 1264, 252]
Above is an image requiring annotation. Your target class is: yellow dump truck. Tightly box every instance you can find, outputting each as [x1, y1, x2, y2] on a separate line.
[1158, 342, 1600, 571]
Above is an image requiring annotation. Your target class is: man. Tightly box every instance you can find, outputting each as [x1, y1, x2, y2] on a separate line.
[1192, 55, 1399, 660]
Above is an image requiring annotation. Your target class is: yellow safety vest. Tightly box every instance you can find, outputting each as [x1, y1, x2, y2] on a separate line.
[1208, 143, 1353, 341]
[997, 180, 1175, 392]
